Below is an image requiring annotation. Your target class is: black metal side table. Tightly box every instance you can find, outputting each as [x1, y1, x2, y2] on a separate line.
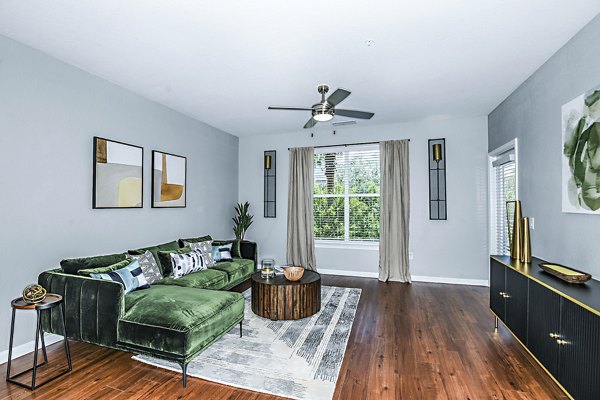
[6, 293, 72, 390]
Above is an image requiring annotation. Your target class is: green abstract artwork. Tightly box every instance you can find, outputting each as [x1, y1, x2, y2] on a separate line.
[562, 85, 600, 214]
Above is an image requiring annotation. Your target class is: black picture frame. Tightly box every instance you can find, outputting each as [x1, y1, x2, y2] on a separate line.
[151, 150, 187, 208]
[93, 136, 144, 209]
[428, 138, 447, 220]
[264, 150, 276, 218]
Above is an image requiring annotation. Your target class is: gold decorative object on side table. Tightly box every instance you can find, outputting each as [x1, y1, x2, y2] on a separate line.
[22, 284, 47, 304]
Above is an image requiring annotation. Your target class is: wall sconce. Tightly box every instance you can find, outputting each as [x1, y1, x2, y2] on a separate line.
[264, 150, 276, 218]
[428, 139, 446, 220]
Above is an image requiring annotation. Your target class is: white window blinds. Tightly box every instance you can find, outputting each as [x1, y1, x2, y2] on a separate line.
[313, 146, 380, 242]
[494, 154, 516, 255]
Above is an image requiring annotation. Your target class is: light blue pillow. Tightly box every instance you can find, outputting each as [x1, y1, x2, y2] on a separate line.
[90, 259, 150, 294]
[212, 243, 233, 262]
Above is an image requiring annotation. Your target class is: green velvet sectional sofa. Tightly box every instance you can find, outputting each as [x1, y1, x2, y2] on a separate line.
[37, 237, 257, 387]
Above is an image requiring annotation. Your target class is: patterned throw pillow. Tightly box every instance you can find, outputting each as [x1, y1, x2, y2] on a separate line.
[184, 240, 216, 267]
[212, 240, 241, 257]
[128, 250, 163, 284]
[212, 243, 233, 262]
[171, 250, 206, 279]
[90, 259, 150, 294]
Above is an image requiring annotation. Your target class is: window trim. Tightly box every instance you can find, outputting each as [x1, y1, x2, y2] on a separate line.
[313, 144, 380, 243]
[488, 138, 519, 256]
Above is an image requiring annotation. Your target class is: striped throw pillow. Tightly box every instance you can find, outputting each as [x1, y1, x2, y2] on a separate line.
[171, 250, 206, 279]
[90, 259, 150, 294]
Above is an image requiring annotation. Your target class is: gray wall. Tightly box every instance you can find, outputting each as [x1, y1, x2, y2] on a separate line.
[0, 34, 239, 353]
[489, 15, 600, 276]
[239, 117, 489, 282]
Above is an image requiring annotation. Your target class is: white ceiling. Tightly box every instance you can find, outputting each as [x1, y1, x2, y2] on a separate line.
[1, 1, 599, 137]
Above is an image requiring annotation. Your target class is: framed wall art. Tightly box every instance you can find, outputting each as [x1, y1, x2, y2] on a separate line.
[562, 85, 600, 214]
[152, 150, 186, 208]
[93, 136, 143, 209]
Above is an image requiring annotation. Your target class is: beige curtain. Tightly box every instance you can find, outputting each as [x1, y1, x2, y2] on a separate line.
[379, 140, 410, 282]
[287, 147, 316, 271]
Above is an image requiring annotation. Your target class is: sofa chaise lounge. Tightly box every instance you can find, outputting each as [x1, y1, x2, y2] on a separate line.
[37, 236, 257, 386]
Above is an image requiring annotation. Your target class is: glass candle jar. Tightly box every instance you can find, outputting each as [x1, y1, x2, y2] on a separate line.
[261, 258, 275, 279]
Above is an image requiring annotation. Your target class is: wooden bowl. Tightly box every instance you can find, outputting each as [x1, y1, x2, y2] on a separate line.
[283, 266, 305, 281]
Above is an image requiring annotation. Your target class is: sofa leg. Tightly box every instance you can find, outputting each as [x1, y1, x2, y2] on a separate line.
[239, 321, 243, 338]
[180, 362, 188, 388]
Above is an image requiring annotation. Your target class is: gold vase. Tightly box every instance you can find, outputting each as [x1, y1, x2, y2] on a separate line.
[521, 217, 531, 263]
[509, 200, 523, 260]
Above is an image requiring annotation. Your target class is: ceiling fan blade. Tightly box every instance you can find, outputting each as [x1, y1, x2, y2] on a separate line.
[268, 106, 313, 111]
[304, 117, 317, 129]
[335, 109, 374, 119]
[327, 88, 351, 106]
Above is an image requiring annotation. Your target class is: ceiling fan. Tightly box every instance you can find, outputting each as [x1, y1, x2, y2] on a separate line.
[268, 84, 375, 129]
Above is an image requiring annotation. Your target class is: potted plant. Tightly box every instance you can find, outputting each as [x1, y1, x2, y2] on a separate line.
[233, 201, 254, 241]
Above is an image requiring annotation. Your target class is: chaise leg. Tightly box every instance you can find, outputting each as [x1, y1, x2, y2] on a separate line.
[180, 362, 188, 388]
[494, 316, 498, 331]
[239, 321, 243, 338]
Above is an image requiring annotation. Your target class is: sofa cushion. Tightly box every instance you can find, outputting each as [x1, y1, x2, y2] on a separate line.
[119, 285, 244, 358]
[178, 235, 212, 247]
[78, 258, 129, 276]
[212, 242, 233, 262]
[183, 240, 216, 267]
[60, 252, 127, 275]
[210, 258, 254, 285]
[157, 246, 193, 277]
[154, 268, 228, 290]
[170, 249, 206, 279]
[128, 241, 180, 275]
[90, 259, 150, 294]
[128, 250, 163, 285]
[212, 240, 241, 257]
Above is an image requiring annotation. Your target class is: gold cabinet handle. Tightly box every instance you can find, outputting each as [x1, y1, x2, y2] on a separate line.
[556, 339, 568, 345]
[549, 333, 559, 338]
[499, 292, 505, 296]
[503, 293, 510, 298]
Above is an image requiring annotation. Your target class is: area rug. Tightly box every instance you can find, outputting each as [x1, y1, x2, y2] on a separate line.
[133, 285, 361, 400]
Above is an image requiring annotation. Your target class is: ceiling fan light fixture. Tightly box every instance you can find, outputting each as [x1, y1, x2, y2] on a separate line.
[312, 109, 333, 122]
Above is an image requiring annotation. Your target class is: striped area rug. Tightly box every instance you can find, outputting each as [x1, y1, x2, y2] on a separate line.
[133, 286, 361, 400]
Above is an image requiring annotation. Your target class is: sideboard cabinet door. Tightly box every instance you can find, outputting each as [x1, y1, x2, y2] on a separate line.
[527, 280, 560, 377]
[504, 267, 528, 343]
[490, 259, 506, 321]
[558, 299, 600, 400]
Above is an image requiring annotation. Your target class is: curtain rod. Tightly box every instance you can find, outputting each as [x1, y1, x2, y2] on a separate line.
[288, 139, 410, 150]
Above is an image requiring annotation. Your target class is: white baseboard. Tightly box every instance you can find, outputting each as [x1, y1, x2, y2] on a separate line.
[0, 334, 63, 365]
[318, 269, 488, 287]
[412, 275, 489, 287]
[318, 269, 379, 278]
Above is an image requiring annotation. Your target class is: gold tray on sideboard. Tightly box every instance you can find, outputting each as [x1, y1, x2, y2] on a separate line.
[538, 263, 592, 284]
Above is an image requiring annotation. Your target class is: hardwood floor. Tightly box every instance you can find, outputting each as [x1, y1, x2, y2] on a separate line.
[0, 276, 567, 399]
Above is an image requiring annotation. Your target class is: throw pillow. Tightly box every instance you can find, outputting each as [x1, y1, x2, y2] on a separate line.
[89, 259, 150, 294]
[183, 240, 216, 267]
[178, 235, 212, 247]
[171, 249, 206, 279]
[212, 240, 241, 258]
[157, 247, 193, 276]
[60, 252, 127, 275]
[78, 258, 130, 276]
[128, 240, 180, 275]
[128, 250, 163, 284]
[212, 243, 233, 262]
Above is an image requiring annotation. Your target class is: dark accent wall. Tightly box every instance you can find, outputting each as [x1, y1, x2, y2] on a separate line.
[488, 15, 600, 277]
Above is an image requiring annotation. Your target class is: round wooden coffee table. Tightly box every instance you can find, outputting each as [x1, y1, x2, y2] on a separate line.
[251, 270, 321, 320]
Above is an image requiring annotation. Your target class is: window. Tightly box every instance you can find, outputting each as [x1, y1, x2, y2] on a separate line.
[313, 146, 380, 243]
[490, 143, 517, 255]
